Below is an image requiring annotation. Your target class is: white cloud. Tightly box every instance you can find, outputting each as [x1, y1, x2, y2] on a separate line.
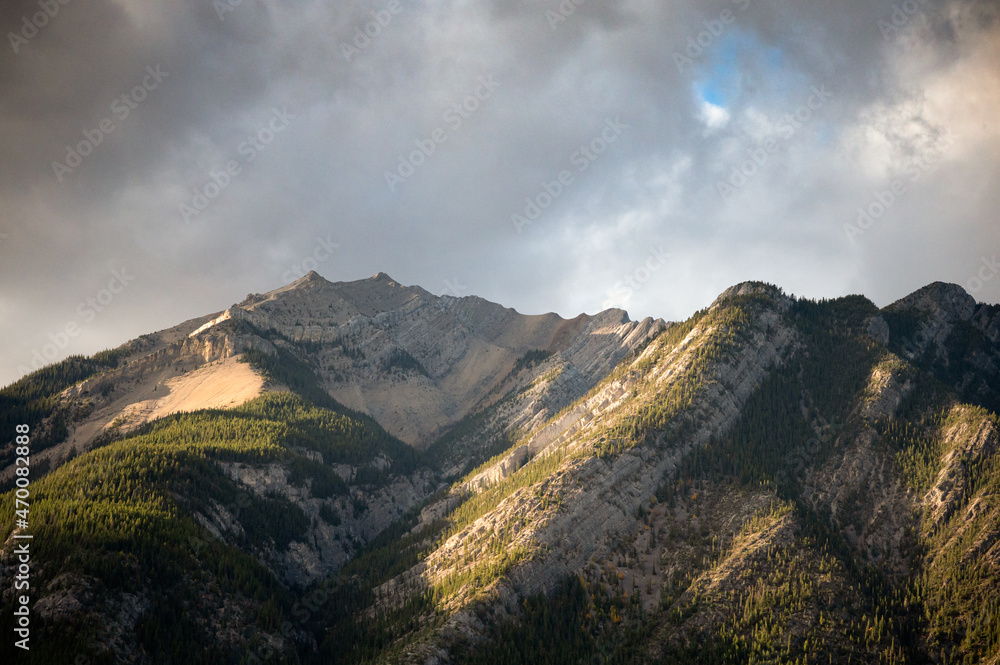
[699, 101, 731, 131]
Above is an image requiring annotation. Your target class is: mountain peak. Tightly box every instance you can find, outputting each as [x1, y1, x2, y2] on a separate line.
[888, 281, 976, 321]
[711, 281, 791, 310]
[278, 270, 330, 292]
[296, 270, 327, 285]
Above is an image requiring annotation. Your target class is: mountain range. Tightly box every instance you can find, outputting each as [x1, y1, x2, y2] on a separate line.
[2, 272, 1000, 664]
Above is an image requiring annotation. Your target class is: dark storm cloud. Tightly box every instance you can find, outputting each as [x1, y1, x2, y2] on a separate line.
[1, 0, 998, 384]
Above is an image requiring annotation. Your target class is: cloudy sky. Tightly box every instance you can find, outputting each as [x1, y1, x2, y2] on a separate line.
[1, 0, 999, 386]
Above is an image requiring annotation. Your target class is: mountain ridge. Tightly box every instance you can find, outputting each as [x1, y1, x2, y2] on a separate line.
[2, 276, 1000, 664]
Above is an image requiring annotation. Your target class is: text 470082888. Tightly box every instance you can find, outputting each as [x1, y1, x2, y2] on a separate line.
[11, 424, 33, 651]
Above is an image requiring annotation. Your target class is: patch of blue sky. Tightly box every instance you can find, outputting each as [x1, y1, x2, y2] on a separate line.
[691, 29, 809, 113]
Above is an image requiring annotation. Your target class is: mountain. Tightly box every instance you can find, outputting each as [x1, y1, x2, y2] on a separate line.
[2, 275, 1000, 664]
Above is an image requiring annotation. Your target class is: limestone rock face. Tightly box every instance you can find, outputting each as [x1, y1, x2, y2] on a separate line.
[194, 271, 665, 447]
[866, 314, 891, 346]
[923, 408, 1000, 526]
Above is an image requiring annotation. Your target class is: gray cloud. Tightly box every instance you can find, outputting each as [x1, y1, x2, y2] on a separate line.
[1, 0, 998, 384]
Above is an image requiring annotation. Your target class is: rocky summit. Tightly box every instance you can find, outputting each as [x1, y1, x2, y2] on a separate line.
[2, 274, 1000, 664]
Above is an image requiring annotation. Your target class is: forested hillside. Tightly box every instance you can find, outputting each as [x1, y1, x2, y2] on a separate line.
[0, 387, 433, 663]
[2, 279, 999, 664]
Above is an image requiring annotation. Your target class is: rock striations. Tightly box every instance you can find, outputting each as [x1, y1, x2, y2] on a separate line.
[2, 276, 1000, 665]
